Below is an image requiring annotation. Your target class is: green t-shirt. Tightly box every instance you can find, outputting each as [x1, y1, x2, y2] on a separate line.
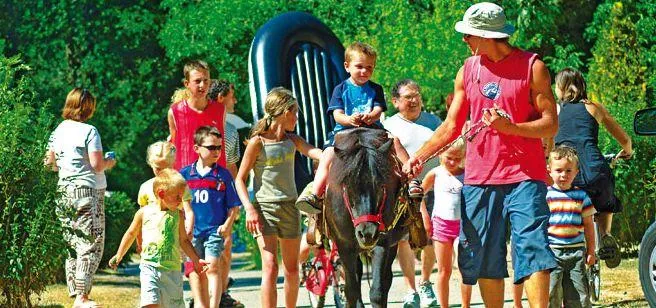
[140, 204, 181, 271]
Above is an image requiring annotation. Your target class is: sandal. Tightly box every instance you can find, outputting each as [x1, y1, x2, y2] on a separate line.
[220, 292, 244, 308]
[296, 192, 323, 215]
[599, 234, 621, 268]
[72, 299, 102, 308]
[408, 179, 424, 199]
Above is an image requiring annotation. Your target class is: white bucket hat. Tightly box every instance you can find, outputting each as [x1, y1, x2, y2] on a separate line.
[455, 2, 515, 38]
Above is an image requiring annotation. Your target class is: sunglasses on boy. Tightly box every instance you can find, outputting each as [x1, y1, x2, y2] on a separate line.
[200, 145, 222, 151]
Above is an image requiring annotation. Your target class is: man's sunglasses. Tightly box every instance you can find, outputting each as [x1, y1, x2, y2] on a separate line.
[200, 145, 222, 151]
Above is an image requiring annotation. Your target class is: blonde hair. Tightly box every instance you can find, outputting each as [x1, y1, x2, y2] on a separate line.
[441, 137, 467, 167]
[62, 88, 96, 122]
[153, 168, 187, 201]
[170, 87, 191, 106]
[345, 41, 377, 64]
[554, 68, 587, 103]
[549, 145, 579, 166]
[147, 141, 176, 168]
[249, 87, 298, 137]
[183, 60, 209, 81]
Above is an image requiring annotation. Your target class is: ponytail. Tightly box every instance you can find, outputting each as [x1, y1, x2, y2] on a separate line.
[249, 87, 297, 138]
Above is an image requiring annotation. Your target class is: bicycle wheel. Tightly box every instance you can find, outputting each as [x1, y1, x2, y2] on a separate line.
[332, 262, 347, 308]
[588, 261, 601, 302]
[305, 263, 328, 308]
[308, 292, 325, 308]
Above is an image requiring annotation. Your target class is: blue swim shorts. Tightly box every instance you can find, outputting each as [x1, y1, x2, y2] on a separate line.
[458, 180, 557, 285]
[191, 231, 225, 259]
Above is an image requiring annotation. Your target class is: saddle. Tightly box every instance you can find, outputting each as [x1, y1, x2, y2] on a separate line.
[305, 182, 427, 249]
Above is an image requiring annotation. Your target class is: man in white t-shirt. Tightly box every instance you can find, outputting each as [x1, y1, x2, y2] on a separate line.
[384, 79, 442, 308]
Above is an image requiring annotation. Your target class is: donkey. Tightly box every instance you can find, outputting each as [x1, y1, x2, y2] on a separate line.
[324, 127, 409, 307]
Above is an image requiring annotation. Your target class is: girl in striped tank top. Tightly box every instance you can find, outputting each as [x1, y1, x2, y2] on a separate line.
[234, 87, 322, 307]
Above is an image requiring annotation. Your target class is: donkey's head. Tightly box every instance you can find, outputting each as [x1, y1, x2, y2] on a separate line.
[331, 128, 401, 249]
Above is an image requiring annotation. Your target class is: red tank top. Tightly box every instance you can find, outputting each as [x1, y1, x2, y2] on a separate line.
[463, 49, 547, 185]
[171, 99, 226, 170]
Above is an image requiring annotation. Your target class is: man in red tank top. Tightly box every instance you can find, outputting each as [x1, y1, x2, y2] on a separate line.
[405, 3, 558, 307]
[167, 60, 227, 170]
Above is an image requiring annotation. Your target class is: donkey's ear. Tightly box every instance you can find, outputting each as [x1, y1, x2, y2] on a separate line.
[378, 139, 393, 153]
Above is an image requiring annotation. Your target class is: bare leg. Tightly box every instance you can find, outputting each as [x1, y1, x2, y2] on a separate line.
[311, 148, 334, 197]
[279, 237, 301, 308]
[421, 244, 436, 283]
[434, 240, 453, 307]
[189, 270, 210, 308]
[598, 212, 613, 236]
[479, 278, 504, 308]
[397, 240, 417, 292]
[513, 283, 524, 308]
[299, 233, 311, 263]
[257, 235, 279, 308]
[523, 270, 550, 308]
[206, 255, 223, 308]
[392, 136, 410, 163]
[220, 237, 232, 293]
[461, 283, 473, 308]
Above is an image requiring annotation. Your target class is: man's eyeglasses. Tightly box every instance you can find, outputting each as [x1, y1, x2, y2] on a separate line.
[200, 145, 222, 151]
[400, 93, 421, 101]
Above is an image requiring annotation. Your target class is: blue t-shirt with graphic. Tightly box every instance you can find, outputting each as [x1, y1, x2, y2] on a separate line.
[327, 79, 387, 132]
[180, 162, 242, 238]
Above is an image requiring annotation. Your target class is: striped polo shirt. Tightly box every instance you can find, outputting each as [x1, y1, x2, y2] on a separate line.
[546, 186, 596, 247]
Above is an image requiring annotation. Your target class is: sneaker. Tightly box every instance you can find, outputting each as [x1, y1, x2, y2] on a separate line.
[220, 292, 244, 308]
[296, 190, 323, 215]
[408, 179, 424, 199]
[402, 290, 420, 308]
[599, 234, 621, 268]
[418, 281, 438, 307]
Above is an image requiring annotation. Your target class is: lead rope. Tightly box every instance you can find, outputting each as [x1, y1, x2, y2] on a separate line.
[420, 108, 512, 165]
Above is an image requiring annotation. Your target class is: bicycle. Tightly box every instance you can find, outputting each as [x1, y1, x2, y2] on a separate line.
[300, 236, 346, 308]
[588, 152, 629, 302]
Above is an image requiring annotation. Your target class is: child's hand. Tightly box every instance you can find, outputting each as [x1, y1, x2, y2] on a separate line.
[194, 259, 209, 274]
[108, 255, 121, 270]
[586, 252, 596, 266]
[217, 224, 232, 238]
[349, 114, 362, 127]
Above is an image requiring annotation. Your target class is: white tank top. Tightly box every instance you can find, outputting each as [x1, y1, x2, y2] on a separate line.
[431, 166, 464, 220]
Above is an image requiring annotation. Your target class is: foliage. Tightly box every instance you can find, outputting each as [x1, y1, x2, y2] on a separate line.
[101, 191, 137, 269]
[1, 0, 176, 198]
[0, 55, 66, 306]
[586, 0, 656, 253]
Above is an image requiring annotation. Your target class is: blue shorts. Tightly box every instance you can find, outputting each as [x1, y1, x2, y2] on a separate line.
[458, 180, 557, 285]
[191, 232, 225, 259]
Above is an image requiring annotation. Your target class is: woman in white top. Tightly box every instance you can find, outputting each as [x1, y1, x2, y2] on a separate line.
[45, 88, 116, 308]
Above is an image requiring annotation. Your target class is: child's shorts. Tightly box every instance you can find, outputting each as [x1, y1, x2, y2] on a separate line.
[256, 200, 301, 239]
[184, 232, 225, 277]
[431, 216, 460, 243]
[140, 263, 184, 308]
[192, 232, 225, 259]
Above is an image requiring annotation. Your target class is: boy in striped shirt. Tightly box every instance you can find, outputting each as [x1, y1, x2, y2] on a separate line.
[546, 145, 596, 307]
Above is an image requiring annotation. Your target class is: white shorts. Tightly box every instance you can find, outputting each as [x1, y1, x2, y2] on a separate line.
[139, 263, 184, 307]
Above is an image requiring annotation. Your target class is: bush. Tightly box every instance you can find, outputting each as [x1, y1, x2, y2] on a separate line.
[0, 56, 66, 306]
[101, 191, 137, 268]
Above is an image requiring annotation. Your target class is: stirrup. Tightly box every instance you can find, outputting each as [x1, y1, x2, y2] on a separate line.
[306, 214, 323, 246]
